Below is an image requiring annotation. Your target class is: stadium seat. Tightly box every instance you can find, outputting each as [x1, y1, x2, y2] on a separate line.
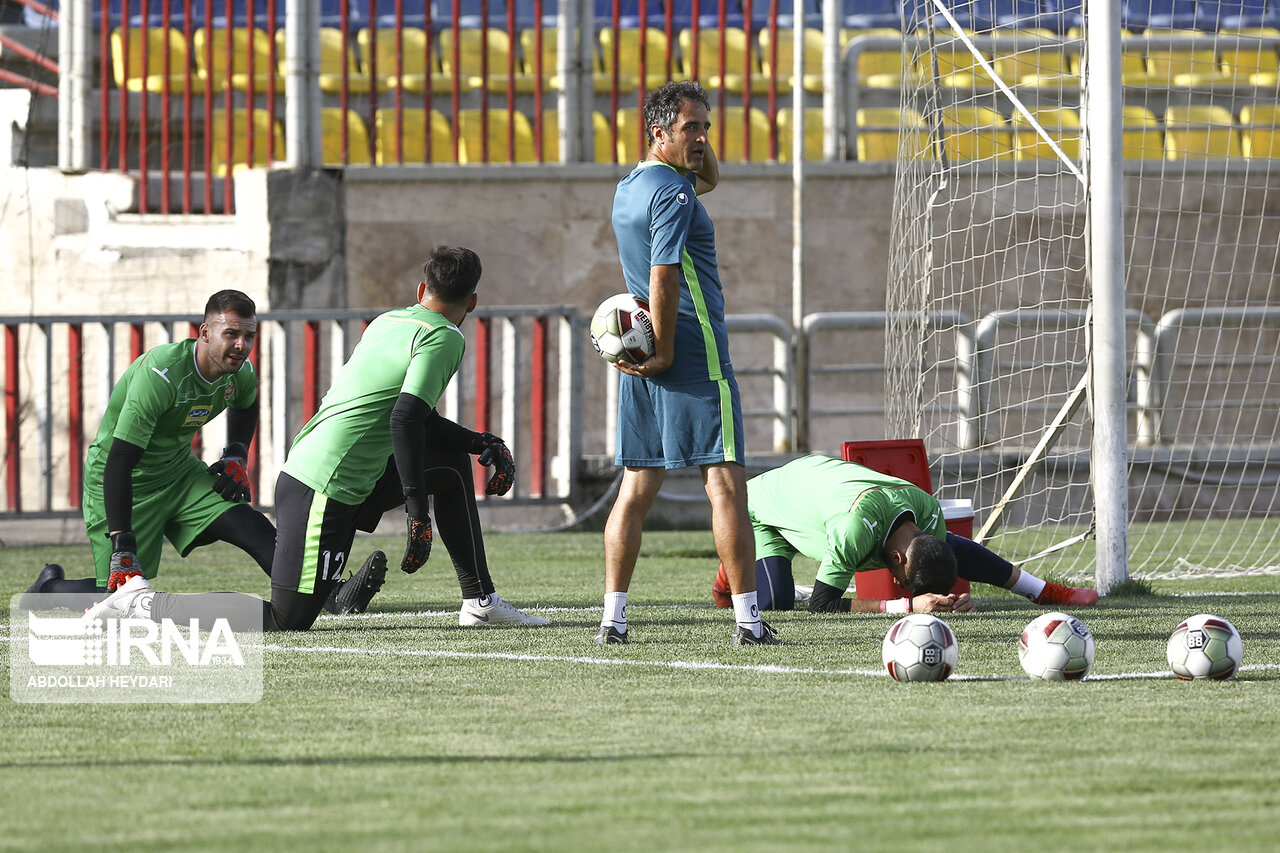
[1193, 0, 1280, 30]
[512, 0, 561, 29]
[988, 0, 1048, 28]
[757, 28, 824, 94]
[359, 27, 454, 93]
[439, 28, 536, 94]
[1039, 0, 1083, 33]
[1142, 29, 1234, 87]
[374, 107, 457, 164]
[599, 27, 675, 93]
[373, 0, 431, 28]
[1121, 105, 1164, 159]
[843, 0, 910, 30]
[916, 40, 995, 89]
[854, 106, 931, 161]
[275, 28, 380, 95]
[538, 110, 615, 162]
[1163, 104, 1241, 159]
[193, 26, 282, 93]
[615, 107, 647, 163]
[110, 26, 205, 93]
[442, 0, 512, 28]
[843, 28, 910, 89]
[595, 0, 670, 29]
[1239, 103, 1280, 158]
[992, 35, 1079, 89]
[1011, 106, 1081, 161]
[1218, 28, 1280, 85]
[678, 27, 771, 94]
[321, 107, 373, 166]
[1122, 0, 1198, 31]
[208, 107, 283, 177]
[775, 106, 825, 162]
[456, 108, 538, 163]
[713, 105, 772, 162]
[938, 105, 1013, 161]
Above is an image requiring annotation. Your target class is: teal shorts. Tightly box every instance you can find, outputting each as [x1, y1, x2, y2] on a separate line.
[614, 372, 745, 469]
[83, 454, 239, 585]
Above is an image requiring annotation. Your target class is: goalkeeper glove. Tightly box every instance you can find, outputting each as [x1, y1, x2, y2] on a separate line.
[474, 432, 516, 497]
[399, 493, 432, 574]
[207, 442, 252, 503]
[108, 531, 143, 591]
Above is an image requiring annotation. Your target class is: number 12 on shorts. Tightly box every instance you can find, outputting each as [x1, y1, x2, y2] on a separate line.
[319, 550, 347, 581]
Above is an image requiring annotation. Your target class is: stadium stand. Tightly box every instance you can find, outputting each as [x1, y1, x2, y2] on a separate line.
[208, 106, 282, 176]
[373, 106, 456, 164]
[678, 25, 772, 93]
[855, 105, 929, 161]
[715, 104, 772, 161]
[757, 27, 824, 94]
[775, 106, 823, 161]
[111, 25, 205, 93]
[938, 105, 1013, 160]
[1239, 103, 1280, 157]
[1163, 103, 1242, 158]
[1121, 104, 1165, 158]
[598, 26, 675, 91]
[1011, 105, 1081, 161]
[358, 25, 452, 93]
[321, 107, 372, 166]
[538, 109, 615, 161]
[439, 27, 536, 93]
[456, 107, 538, 163]
[193, 25, 281, 92]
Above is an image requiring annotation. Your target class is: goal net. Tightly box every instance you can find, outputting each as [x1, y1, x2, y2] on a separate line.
[882, 6, 1280, 583]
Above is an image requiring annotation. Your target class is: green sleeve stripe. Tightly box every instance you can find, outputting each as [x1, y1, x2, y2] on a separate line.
[681, 249, 722, 381]
[297, 493, 329, 595]
[717, 377, 739, 462]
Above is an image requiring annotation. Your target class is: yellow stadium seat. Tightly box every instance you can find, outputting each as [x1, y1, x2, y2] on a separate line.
[1219, 28, 1280, 86]
[1163, 104, 1241, 159]
[757, 28, 823, 94]
[358, 27, 452, 94]
[208, 107, 283, 177]
[842, 28, 909, 89]
[939, 105, 1013, 160]
[1122, 105, 1164, 159]
[522, 28, 615, 92]
[194, 27, 282, 93]
[599, 27, 674, 92]
[374, 107, 456, 164]
[775, 107, 824, 162]
[284, 28, 380, 95]
[457, 109, 538, 164]
[678, 27, 771, 94]
[615, 107, 647, 163]
[1240, 103, 1280, 158]
[111, 26, 205, 93]
[538, 110, 615, 162]
[916, 42, 994, 89]
[440, 28, 536, 95]
[991, 39, 1079, 90]
[321, 107, 372, 166]
[714, 105, 772, 162]
[1011, 106, 1081, 162]
[1143, 29, 1233, 87]
[855, 106, 930, 161]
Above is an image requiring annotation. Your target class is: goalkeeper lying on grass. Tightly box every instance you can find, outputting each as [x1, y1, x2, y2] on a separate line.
[711, 454, 1100, 614]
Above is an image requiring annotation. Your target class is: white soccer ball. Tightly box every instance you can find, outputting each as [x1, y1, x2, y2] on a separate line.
[589, 293, 655, 366]
[881, 613, 958, 682]
[1166, 613, 1243, 681]
[1018, 611, 1095, 681]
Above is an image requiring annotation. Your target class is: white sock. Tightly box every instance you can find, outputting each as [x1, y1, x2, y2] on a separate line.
[464, 593, 496, 610]
[731, 591, 763, 637]
[1010, 571, 1047, 601]
[602, 591, 627, 630]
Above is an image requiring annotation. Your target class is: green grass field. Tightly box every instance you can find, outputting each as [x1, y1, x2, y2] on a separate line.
[3, 530, 1279, 852]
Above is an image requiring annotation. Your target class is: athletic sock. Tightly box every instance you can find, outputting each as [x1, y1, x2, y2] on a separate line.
[1010, 571, 1047, 601]
[601, 591, 627, 632]
[731, 591, 763, 638]
[463, 594, 496, 611]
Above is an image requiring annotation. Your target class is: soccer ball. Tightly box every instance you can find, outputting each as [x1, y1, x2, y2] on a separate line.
[1166, 613, 1243, 680]
[590, 293, 655, 366]
[1018, 611, 1095, 680]
[881, 613, 958, 682]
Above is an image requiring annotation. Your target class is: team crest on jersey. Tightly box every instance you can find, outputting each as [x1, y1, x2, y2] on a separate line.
[224, 383, 235, 401]
[183, 407, 212, 428]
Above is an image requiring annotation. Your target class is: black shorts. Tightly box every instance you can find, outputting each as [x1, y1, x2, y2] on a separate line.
[271, 472, 365, 596]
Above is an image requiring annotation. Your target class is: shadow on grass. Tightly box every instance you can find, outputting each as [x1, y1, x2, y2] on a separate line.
[0, 751, 701, 770]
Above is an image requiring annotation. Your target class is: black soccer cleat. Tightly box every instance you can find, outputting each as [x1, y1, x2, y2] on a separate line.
[27, 563, 65, 594]
[733, 620, 781, 647]
[324, 550, 388, 615]
[594, 624, 629, 645]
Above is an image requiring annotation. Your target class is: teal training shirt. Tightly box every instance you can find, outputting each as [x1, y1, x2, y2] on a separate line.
[611, 160, 732, 386]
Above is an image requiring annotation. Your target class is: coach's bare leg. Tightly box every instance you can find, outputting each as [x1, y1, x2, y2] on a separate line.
[702, 462, 755, 594]
[603, 466, 666, 594]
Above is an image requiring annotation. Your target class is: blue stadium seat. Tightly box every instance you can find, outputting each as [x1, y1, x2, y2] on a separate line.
[373, 0, 431, 27]
[989, 0, 1046, 28]
[1194, 0, 1280, 29]
[842, 0, 906, 30]
[512, 0, 560, 28]
[1121, 0, 1198, 31]
[1038, 0, 1082, 32]
[747, 0, 823, 29]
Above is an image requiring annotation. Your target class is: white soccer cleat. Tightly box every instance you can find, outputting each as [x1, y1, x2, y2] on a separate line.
[458, 595, 549, 627]
[83, 575, 155, 622]
[793, 585, 814, 607]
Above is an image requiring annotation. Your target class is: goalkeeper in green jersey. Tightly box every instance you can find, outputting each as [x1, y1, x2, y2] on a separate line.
[711, 455, 1101, 614]
[86, 246, 547, 632]
[27, 290, 275, 601]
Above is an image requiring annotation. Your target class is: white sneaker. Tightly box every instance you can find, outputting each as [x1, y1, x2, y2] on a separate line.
[459, 594, 549, 627]
[83, 575, 155, 622]
[793, 585, 814, 607]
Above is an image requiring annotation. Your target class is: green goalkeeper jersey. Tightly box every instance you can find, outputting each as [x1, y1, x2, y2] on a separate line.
[282, 304, 465, 505]
[84, 338, 257, 492]
[746, 454, 945, 592]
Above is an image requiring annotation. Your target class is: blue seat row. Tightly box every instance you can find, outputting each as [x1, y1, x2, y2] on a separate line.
[27, 0, 1280, 31]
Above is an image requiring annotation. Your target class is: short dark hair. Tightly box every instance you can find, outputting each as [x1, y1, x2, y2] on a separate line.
[204, 290, 256, 321]
[903, 533, 959, 595]
[423, 246, 483, 304]
[643, 80, 710, 147]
